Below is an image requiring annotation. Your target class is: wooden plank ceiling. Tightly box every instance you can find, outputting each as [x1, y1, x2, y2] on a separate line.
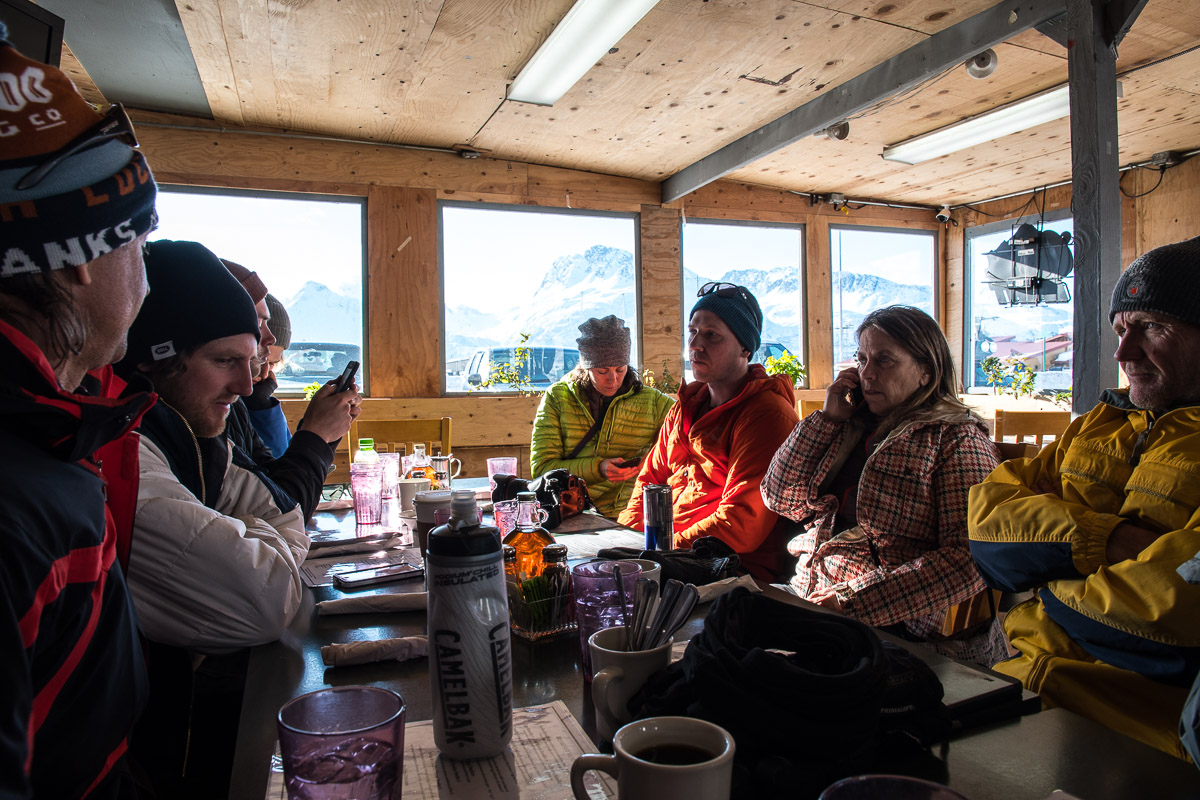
[70, 0, 1200, 206]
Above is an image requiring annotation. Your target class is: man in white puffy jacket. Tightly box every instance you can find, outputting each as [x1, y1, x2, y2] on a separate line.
[113, 239, 320, 797]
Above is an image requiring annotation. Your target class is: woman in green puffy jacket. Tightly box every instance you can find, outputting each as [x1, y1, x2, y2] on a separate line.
[530, 316, 673, 517]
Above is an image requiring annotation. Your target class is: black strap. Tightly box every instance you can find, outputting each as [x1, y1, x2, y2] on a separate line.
[568, 415, 605, 459]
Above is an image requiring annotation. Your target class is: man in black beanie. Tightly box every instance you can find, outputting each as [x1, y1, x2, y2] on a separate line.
[114, 240, 326, 797]
[970, 235, 1200, 760]
[0, 35, 157, 800]
[620, 282, 798, 581]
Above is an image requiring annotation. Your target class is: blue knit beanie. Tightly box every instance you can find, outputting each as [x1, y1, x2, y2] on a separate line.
[690, 286, 763, 354]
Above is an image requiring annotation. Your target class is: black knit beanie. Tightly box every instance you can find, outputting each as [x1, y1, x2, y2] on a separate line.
[1110, 235, 1200, 326]
[119, 240, 260, 369]
[690, 285, 763, 354]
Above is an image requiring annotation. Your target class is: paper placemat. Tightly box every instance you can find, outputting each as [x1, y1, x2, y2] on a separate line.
[265, 701, 615, 799]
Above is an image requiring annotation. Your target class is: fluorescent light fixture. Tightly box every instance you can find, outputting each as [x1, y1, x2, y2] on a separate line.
[507, 0, 662, 106]
[882, 84, 1070, 165]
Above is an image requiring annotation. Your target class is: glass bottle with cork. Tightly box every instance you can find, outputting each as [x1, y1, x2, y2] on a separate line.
[405, 443, 436, 481]
[501, 491, 554, 581]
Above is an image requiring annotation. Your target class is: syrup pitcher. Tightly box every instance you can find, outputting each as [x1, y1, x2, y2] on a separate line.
[430, 454, 461, 489]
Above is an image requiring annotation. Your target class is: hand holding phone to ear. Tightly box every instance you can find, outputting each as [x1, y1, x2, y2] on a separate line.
[824, 367, 863, 422]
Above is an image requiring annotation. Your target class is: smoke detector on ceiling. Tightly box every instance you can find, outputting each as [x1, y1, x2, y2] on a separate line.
[965, 49, 998, 79]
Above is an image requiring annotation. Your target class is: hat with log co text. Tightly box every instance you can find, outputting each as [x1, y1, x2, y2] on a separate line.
[0, 35, 156, 277]
[576, 315, 631, 369]
[118, 240, 260, 371]
[1110, 235, 1200, 327]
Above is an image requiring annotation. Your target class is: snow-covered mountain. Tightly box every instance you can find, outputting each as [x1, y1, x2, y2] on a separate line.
[435, 244, 943, 366]
[285, 281, 361, 343]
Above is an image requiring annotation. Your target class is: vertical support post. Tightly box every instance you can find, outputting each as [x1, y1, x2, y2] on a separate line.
[1067, 0, 1122, 414]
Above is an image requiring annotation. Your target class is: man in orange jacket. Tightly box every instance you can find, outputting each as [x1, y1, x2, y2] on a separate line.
[620, 283, 798, 581]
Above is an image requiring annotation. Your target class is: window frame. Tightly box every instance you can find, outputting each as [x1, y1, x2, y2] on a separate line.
[679, 216, 807, 382]
[829, 223, 939, 376]
[437, 199, 641, 395]
[963, 208, 1075, 393]
[154, 184, 369, 395]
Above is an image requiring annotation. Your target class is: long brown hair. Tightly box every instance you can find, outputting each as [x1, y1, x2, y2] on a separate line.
[855, 305, 970, 431]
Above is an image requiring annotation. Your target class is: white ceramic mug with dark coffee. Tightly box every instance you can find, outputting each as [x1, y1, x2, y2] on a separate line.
[570, 716, 735, 800]
[589, 626, 673, 744]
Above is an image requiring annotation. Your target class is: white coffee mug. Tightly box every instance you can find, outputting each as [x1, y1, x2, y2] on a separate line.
[627, 558, 662, 587]
[589, 626, 673, 744]
[397, 477, 431, 512]
[571, 716, 735, 800]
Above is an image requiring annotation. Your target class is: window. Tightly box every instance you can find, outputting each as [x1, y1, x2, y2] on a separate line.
[830, 226, 936, 375]
[964, 213, 1075, 393]
[151, 187, 366, 392]
[681, 219, 804, 381]
[440, 202, 639, 393]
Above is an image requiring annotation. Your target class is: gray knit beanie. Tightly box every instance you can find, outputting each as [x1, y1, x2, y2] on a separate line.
[690, 284, 763, 354]
[264, 293, 291, 349]
[1110, 235, 1200, 326]
[576, 315, 630, 369]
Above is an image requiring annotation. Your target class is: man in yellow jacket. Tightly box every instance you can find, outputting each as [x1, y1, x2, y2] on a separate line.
[968, 235, 1200, 759]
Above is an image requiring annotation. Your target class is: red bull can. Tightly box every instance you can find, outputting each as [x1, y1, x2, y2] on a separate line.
[643, 484, 674, 551]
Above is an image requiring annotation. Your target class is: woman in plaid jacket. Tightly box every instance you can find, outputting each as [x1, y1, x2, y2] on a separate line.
[762, 306, 1007, 665]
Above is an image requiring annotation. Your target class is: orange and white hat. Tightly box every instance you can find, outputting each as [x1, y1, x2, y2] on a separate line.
[0, 34, 156, 277]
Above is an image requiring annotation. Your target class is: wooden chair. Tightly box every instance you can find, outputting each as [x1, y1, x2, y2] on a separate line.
[799, 399, 824, 417]
[992, 409, 1071, 447]
[352, 417, 452, 460]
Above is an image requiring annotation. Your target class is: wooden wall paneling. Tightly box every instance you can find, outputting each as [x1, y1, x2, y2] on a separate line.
[528, 165, 659, 210]
[368, 186, 439, 396]
[639, 205, 683, 381]
[137, 126, 532, 195]
[944, 212, 965, 384]
[1135, 155, 1200, 251]
[806, 215, 833, 387]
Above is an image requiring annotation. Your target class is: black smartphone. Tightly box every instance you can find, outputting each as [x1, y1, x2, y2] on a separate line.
[618, 455, 644, 468]
[333, 561, 423, 589]
[846, 384, 865, 407]
[333, 360, 360, 393]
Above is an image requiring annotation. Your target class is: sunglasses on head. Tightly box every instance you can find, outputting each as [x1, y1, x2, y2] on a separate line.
[16, 103, 139, 191]
[697, 281, 762, 328]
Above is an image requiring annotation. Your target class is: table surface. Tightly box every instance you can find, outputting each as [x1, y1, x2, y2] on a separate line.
[229, 513, 1200, 800]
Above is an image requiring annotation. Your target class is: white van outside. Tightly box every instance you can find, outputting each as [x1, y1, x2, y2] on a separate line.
[458, 345, 581, 393]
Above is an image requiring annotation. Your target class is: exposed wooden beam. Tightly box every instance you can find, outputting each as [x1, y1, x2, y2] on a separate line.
[1068, 0, 1123, 412]
[661, 0, 1068, 203]
[1035, 12, 1070, 47]
[1104, 0, 1150, 52]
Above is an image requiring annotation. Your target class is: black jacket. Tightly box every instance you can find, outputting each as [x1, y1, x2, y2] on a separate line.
[0, 320, 153, 799]
[224, 397, 335, 519]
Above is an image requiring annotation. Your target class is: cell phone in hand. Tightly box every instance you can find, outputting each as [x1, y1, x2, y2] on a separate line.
[619, 455, 644, 468]
[333, 561, 423, 589]
[332, 360, 360, 393]
[845, 384, 864, 407]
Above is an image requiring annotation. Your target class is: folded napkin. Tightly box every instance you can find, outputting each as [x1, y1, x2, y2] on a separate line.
[307, 535, 406, 559]
[321, 636, 429, 667]
[316, 593, 427, 615]
[694, 574, 761, 604]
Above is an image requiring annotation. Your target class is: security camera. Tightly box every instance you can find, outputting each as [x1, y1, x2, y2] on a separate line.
[935, 205, 952, 224]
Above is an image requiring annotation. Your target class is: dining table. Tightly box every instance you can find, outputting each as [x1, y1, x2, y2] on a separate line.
[229, 504, 1200, 800]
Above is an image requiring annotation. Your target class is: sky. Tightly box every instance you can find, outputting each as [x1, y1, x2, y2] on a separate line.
[830, 226, 935, 285]
[681, 219, 802, 278]
[441, 205, 636, 312]
[151, 190, 365, 302]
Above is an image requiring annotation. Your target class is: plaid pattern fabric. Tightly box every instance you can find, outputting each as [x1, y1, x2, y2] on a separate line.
[763, 408, 1001, 654]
